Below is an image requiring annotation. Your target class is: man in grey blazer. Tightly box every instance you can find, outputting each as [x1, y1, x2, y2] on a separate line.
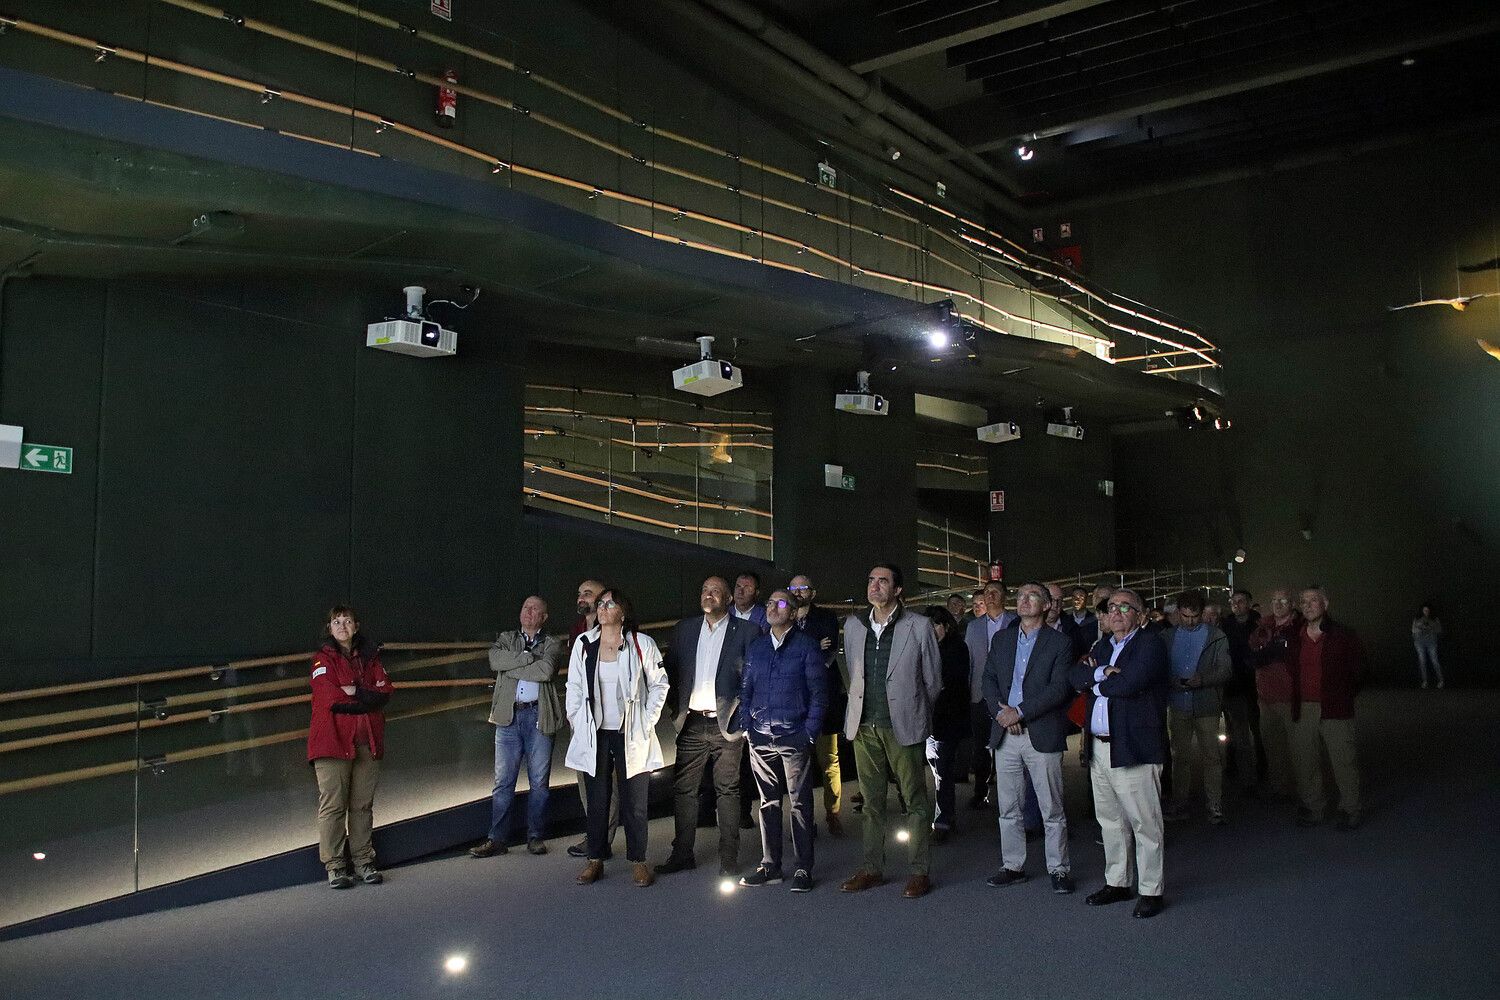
[839, 564, 942, 899]
[982, 581, 1076, 893]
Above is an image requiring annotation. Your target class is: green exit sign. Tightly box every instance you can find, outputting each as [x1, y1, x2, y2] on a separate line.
[21, 444, 72, 474]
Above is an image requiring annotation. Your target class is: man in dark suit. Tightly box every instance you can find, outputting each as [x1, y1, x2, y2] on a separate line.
[982, 582, 1078, 894]
[656, 576, 757, 877]
[1070, 588, 1170, 919]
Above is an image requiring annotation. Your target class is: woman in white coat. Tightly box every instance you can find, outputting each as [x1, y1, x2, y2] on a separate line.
[565, 587, 669, 887]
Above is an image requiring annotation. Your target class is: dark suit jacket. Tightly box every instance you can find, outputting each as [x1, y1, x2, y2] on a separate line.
[982, 623, 1076, 753]
[1069, 629, 1169, 768]
[664, 614, 756, 739]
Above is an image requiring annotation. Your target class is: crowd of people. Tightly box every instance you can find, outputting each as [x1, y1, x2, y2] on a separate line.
[303, 567, 1372, 918]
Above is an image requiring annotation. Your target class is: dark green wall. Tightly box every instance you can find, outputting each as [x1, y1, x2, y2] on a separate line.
[1076, 134, 1500, 680]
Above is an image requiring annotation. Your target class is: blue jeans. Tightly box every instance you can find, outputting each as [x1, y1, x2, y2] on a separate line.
[488, 704, 554, 843]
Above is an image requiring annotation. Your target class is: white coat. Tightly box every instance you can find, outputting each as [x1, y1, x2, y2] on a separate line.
[564, 627, 669, 778]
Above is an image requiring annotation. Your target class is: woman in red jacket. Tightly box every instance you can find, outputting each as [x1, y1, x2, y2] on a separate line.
[308, 606, 392, 889]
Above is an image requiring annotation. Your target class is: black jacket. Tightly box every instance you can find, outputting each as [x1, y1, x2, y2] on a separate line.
[983, 624, 1075, 753]
[663, 614, 757, 739]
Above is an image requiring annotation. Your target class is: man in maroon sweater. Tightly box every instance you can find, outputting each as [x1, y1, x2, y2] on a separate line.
[1285, 587, 1366, 830]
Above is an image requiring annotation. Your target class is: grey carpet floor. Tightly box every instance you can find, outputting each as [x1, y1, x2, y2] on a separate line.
[1, 689, 1494, 999]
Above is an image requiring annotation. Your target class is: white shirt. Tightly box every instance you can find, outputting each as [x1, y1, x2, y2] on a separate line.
[771, 628, 788, 650]
[690, 615, 729, 712]
[1090, 628, 1139, 737]
[870, 606, 897, 641]
[515, 630, 542, 703]
[597, 654, 625, 730]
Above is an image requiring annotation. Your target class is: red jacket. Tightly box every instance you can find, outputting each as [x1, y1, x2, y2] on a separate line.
[1284, 617, 1365, 720]
[307, 634, 392, 762]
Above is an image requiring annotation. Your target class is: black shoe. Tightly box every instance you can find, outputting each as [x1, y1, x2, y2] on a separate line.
[1133, 894, 1165, 918]
[1296, 809, 1322, 828]
[654, 855, 697, 875]
[1086, 885, 1135, 907]
[790, 869, 813, 893]
[1051, 872, 1076, 894]
[739, 865, 783, 887]
[567, 840, 589, 858]
[526, 838, 547, 855]
[739, 815, 756, 830]
[1335, 811, 1361, 831]
[469, 839, 507, 858]
[931, 827, 951, 845]
[1208, 810, 1228, 826]
[985, 868, 1028, 887]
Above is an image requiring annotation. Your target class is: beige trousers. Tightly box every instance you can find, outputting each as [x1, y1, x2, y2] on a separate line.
[1167, 709, 1224, 813]
[814, 733, 842, 817]
[1090, 738, 1164, 897]
[314, 745, 380, 871]
[1258, 700, 1295, 797]
[1290, 702, 1360, 816]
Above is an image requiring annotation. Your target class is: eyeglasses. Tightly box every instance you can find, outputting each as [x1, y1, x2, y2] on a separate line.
[1106, 603, 1142, 615]
[1271, 598, 1291, 605]
[765, 599, 791, 610]
[787, 586, 811, 593]
[595, 599, 619, 610]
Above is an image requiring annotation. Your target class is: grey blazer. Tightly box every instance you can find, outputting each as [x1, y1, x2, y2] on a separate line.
[841, 606, 942, 746]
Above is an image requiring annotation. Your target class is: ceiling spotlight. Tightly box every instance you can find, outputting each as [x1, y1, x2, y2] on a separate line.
[1233, 548, 1247, 564]
[1016, 145, 1034, 161]
[1401, 56, 1416, 67]
[375, 119, 391, 134]
[260, 89, 279, 104]
[32, 852, 46, 861]
[885, 145, 902, 161]
[927, 329, 949, 349]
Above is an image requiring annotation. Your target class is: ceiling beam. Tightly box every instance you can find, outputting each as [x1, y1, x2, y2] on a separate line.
[848, 0, 1114, 74]
[942, 15, 1500, 153]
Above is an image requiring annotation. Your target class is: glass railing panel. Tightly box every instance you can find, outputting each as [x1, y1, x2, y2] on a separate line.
[0, 681, 141, 928]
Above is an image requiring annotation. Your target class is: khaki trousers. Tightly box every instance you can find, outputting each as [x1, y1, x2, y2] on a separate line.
[1258, 700, 1295, 797]
[814, 733, 842, 818]
[1290, 702, 1360, 816]
[314, 745, 380, 871]
[1090, 738, 1164, 897]
[1167, 709, 1224, 813]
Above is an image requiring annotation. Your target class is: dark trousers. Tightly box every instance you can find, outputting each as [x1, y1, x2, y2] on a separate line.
[749, 736, 816, 874]
[926, 736, 961, 830]
[970, 701, 994, 796]
[670, 713, 743, 869]
[575, 770, 619, 848]
[586, 729, 649, 863]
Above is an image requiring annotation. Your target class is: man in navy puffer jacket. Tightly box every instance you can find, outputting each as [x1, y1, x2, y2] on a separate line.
[737, 589, 828, 891]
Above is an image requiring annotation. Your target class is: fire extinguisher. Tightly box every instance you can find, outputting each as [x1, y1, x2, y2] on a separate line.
[988, 559, 1004, 582]
[435, 68, 457, 128]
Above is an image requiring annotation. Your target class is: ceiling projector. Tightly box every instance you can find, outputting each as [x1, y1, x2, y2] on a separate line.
[835, 370, 888, 416]
[673, 336, 742, 396]
[977, 420, 1021, 444]
[366, 286, 456, 357]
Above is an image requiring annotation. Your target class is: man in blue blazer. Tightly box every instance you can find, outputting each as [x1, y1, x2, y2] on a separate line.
[982, 582, 1078, 894]
[657, 576, 758, 877]
[1069, 588, 1170, 918]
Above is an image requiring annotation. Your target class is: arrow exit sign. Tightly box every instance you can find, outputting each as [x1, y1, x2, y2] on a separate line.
[21, 443, 72, 474]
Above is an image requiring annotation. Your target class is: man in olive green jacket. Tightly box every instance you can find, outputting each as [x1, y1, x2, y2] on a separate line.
[470, 596, 565, 857]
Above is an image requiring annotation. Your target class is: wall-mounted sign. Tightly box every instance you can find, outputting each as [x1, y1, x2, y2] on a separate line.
[20, 443, 72, 475]
[825, 463, 854, 489]
[1059, 221, 1073, 239]
[1031, 227, 1044, 243]
[817, 161, 837, 189]
[0, 423, 20, 470]
[431, 0, 452, 21]
[935, 181, 947, 199]
[989, 489, 1005, 512]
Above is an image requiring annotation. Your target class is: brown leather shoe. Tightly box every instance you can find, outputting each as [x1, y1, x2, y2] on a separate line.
[826, 812, 844, 838]
[903, 874, 932, 898]
[632, 862, 655, 887]
[575, 860, 604, 885]
[839, 870, 885, 893]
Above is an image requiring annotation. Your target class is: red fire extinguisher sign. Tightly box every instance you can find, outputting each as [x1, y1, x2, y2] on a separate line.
[436, 69, 457, 128]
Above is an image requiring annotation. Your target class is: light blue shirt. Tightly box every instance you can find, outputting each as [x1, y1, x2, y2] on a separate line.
[515, 631, 542, 703]
[1090, 628, 1139, 737]
[1169, 625, 1209, 712]
[1008, 624, 1038, 711]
